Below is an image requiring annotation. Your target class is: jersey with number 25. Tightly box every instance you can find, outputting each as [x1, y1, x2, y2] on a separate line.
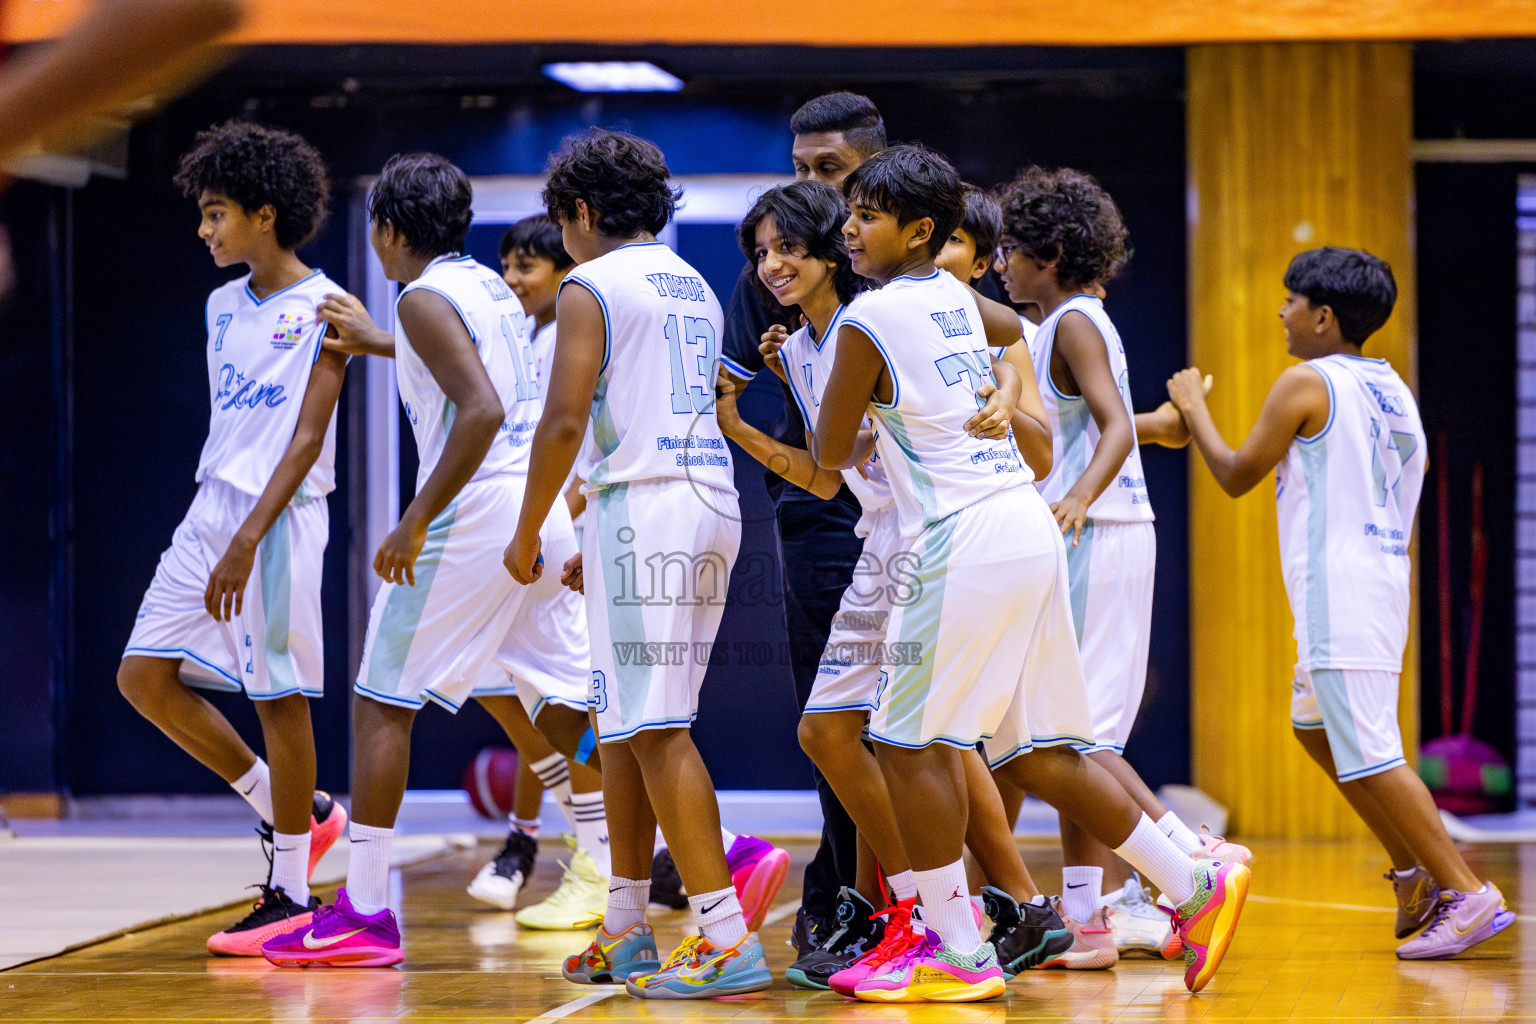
[558, 242, 735, 495]
[1275, 353, 1425, 672]
[395, 254, 542, 491]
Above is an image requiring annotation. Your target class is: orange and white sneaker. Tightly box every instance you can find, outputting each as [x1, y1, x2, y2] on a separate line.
[1035, 906, 1118, 970]
[207, 885, 319, 956]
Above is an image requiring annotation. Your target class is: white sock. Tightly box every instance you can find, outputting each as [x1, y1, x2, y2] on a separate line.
[1061, 866, 1103, 922]
[886, 869, 918, 903]
[530, 753, 575, 832]
[271, 830, 311, 904]
[569, 790, 611, 876]
[1158, 811, 1203, 856]
[345, 822, 394, 916]
[605, 875, 649, 934]
[509, 815, 540, 837]
[1115, 814, 1196, 906]
[720, 827, 738, 852]
[912, 860, 982, 951]
[690, 886, 748, 948]
[1027, 894, 1049, 907]
[232, 760, 274, 825]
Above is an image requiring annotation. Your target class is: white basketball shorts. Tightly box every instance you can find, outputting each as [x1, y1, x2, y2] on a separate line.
[868, 485, 1093, 759]
[805, 502, 901, 714]
[1291, 667, 1406, 782]
[1063, 518, 1156, 754]
[585, 480, 740, 743]
[124, 479, 327, 700]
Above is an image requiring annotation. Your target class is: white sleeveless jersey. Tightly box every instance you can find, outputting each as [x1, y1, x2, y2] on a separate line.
[529, 317, 557, 381]
[1276, 354, 1425, 671]
[779, 306, 893, 514]
[991, 314, 1038, 360]
[1030, 295, 1152, 521]
[396, 255, 541, 490]
[196, 270, 340, 502]
[560, 242, 735, 494]
[844, 270, 1029, 536]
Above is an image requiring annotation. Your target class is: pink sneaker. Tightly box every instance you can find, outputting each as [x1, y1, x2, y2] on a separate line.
[307, 791, 348, 879]
[1193, 827, 1252, 866]
[262, 888, 402, 968]
[828, 897, 921, 996]
[1396, 883, 1516, 959]
[853, 929, 1006, 1003]
[725, 835, 790, 932]
[1035, 906, 1118, 970]
[1167, 859, 1250, 992]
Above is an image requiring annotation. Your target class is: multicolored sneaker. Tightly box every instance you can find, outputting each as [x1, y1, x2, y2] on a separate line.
[467, 829, 538, 910]
[261, 888, 402, 968]
[853, 930, 1006, 1003]
[207, 885, 320, 956]
[726, 836, 791, 932]
[1109, 874, 1181, 959]
[1387, 865, 1441, 939]
[786, 887, 885, 990]
[307, 791, 348, 878]
[1166, 860, 1250, 992]
[649, 848, 688, 910]
[1193, 827, 1252, 867]
[1035, 906, 1117, 970]
[828, 897, 921, 996]
[1396, 883, 1516, 959]
[561, 921, 661, 983]
[514, 849, 607, 930]
[981, 886, 1071, 977]
[625, 932, 772, 998]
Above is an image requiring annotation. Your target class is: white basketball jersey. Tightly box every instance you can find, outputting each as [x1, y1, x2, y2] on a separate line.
[1276, 354, 1425, 671]
[560, 242, 735, 494]
[396, 255, 541, 490]
[1030, 294, 1153, 522]
[529, 318, 557, 381]
[991, 314, 1038, 360]
[196, 270, 340, 502]
[844, 270, 1029, 536]
[779, 305, 893, 514]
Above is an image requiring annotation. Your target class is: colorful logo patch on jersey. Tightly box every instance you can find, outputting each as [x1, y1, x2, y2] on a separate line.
[272, 313, 308, 350]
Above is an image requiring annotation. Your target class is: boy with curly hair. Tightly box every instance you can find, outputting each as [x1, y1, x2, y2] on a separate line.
[505, 129, 769, 999]
[118, 119, 349, 957]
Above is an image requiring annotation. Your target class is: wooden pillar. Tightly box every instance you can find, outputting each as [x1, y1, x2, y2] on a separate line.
[1186, 42, 1417, 839]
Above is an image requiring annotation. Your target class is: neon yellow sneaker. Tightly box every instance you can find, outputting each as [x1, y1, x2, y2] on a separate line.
[514, 849, 607, 930]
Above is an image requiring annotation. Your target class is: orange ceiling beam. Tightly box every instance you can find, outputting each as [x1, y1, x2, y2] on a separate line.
[8, 0, 1536, 47]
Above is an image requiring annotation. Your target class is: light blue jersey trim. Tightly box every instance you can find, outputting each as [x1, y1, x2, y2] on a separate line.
[124, 646, 241, 688]
[1065, 519, 1096, 646]
[403, 284, 481, 344]
[1336, 756, 1407, 783]
[258, 507, 299, 698]
[1300, 442, 1332, 666]
[1296, 363, 1336, 445]
[878, 407, 939, 525]
[359, 498, 458, 698]
[595, 484, 655, 737]
[559, 276, 613, 375]
[245, 269, 323, 307]
[803, 701, 879, 714]
[809, 305, 845, 354]
[869, 731, 997, 751]
[533, 694, 590, 717]
[598, 713, 702, 744]
[842, 316, 900, 410]
[719, 353, 756, 380]
[874, 513, 956, 745]
[890, 269, 942, 283]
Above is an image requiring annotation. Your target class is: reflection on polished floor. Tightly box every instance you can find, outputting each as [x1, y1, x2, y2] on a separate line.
[3, 837, 1531, 1022]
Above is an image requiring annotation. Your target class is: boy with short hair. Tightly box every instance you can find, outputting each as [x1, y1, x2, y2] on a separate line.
[505, 129, 769, 999]
[261, 152, 583, 967]
[1167, 246, 1515, 959]
[814, 144, 1250, 1000]
[118, 119, 348, 957]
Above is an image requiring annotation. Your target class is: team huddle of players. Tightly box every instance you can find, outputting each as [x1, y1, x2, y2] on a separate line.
[116, 91, 1514, 1003]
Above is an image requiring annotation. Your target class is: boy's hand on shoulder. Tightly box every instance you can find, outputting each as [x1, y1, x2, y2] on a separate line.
[204, 536, 256, 621]
[966, 380, 1014, 440]
[318, 292, 390, 356]
[713, 370, 745, 434]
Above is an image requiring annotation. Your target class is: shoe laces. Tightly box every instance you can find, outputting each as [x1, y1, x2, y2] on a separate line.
[855, 900, 920, 967]
[1418, 891, 1466, 937]
[658, 935, 706, 971]
[544, 856, 603, 907]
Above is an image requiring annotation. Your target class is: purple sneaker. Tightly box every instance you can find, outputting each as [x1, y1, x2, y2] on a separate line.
[1396, 883, 1516, 959]
[726, 835, 790, 932]
[262, 887, 403, 967]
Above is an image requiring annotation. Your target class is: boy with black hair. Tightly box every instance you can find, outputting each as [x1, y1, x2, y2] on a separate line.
[814, 144, 1250, 1000]
[262, 152, 585, 967]
[1168, 246, 1515, 960]
[118, 119, 348, 957]
[506, 129, 769, 999]
[719, 89, 887, 954]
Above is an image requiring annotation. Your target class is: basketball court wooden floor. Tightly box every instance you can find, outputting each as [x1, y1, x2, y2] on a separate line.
[3, 837, 1531, 1022]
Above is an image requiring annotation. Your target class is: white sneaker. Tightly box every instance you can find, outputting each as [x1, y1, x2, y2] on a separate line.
[1109, 874, 1181, 960]
[514, 848, 607, 930]
[467, 830, 538, 910]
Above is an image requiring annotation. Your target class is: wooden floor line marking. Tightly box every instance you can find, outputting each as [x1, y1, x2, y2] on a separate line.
[1249, 892, 1534, 922]
[521, 989, 618, 1023]
[761, 899, 800, 927]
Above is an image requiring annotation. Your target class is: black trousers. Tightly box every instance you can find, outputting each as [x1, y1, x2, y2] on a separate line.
[775, 496, 864, 918]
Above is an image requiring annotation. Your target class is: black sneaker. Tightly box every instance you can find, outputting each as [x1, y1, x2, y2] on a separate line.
[467, 829, 538, 909]
[207, 884, 321, 955]
[789, 904, 828, 954]
[648, 848, 688, 909]
[983, 884, 1073, 977]
[785, 887, 885, 989]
